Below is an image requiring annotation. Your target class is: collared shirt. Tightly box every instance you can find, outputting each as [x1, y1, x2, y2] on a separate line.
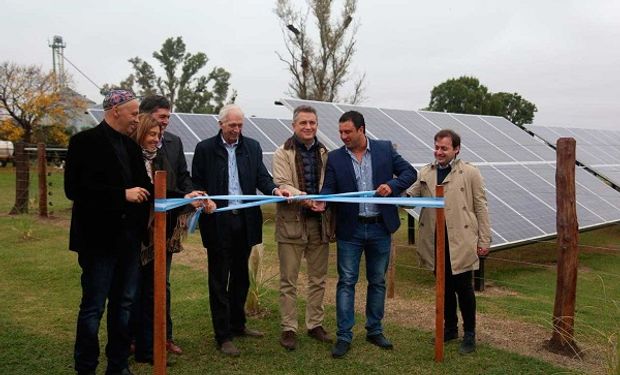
[221, 135, 242, 206]
[346, 139, 379, 217]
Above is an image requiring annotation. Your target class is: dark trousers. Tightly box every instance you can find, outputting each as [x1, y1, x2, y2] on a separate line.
[443, 243, 476, 334]
[134, 252, 173, 360]
[206, 212, 251, 345]
[74, 241, 140, 373]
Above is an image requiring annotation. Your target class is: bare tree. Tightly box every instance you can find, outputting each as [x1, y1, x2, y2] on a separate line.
[275, 0, 366, 104]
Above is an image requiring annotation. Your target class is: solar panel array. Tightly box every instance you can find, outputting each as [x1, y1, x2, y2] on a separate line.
[527, 125, 620, 188]
[89, 102, 620, 250]
[279, 99, 620, 249]
[88, 109, 293, 171]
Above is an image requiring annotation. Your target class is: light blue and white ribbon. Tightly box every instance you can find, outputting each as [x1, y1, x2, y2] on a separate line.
[154, 191, 444, 233]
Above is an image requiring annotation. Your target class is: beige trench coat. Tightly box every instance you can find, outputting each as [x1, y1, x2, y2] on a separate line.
[272, 140, 334, 244]
[407, 159, 491, 275]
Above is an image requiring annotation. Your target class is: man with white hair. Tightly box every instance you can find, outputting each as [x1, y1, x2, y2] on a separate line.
[192, 104, 290, 356]
[65, 89, 151, 375]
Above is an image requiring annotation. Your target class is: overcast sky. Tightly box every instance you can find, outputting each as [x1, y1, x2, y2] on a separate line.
[2, 0, 619, 129]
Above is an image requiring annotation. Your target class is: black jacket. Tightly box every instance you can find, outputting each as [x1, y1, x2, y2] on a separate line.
[192, 132, 276, 249]
[64, 121, 152, 253]
[160, 131, 193, 196]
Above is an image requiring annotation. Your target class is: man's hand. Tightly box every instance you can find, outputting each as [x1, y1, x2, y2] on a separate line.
[311, 201, 326, 212]
[477, 247, 490, 257]
[274, 187, 292, 197]
[274, 188, 293, 203]
[376, 183, 392, 197]
[185, 190, 206, 209]
[296, 191, 314, 208]
[203, 199, 217, 214]
[126, 187, 150, 203]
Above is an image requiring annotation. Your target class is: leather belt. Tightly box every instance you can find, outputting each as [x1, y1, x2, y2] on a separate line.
[357, 215, 383, 224]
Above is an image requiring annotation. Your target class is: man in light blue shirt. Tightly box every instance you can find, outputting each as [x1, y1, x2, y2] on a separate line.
[192, 104, 289, 357]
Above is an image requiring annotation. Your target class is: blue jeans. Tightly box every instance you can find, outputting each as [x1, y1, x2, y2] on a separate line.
[74, 240, 140, 373]
[336, 222, 391, 343]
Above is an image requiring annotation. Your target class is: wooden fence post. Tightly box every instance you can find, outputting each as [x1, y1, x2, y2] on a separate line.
[10, 142, 29, 214]
[387, 238, 396, 298]
[154, 171, 167, 375]
[37, 143, 48, 217]
[434, 185, 445, 362]
[546, 137, 581, 357]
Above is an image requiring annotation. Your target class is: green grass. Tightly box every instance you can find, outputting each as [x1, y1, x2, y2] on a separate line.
[0, 215, 573, 375]
[1, 168, 617, 373]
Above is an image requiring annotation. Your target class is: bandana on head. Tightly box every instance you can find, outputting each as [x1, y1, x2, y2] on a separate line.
[103, 89, 136, 110]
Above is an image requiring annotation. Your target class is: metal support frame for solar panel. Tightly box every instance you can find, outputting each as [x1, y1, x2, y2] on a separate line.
[279, 98, 620, 251]
[527, 125, 620, 192]
[88, 108, 291, 176]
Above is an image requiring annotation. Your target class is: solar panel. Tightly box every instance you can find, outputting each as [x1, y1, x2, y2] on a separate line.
[279, 98, 620, 249]
[87, 109, 287, 175]
[527, 125, 620, 187]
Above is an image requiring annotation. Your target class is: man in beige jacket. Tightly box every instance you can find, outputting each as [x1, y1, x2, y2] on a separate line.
[273, 105, 334, 351]
[408, 129, 491, 354]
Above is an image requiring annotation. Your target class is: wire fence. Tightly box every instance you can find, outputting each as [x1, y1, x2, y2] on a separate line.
[8, 143, 67, 216]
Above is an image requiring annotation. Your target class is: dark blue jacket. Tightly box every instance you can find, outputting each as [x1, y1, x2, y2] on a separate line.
[320, 139, 417, 240]
[192, 132, 276, 249]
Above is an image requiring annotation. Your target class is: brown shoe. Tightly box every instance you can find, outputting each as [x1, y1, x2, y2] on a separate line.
[233, 327, 265, 338]
[308, 326, 333, 343]
[219, 341, 240, 357]
[166, 340, 183, 355]
[280, 330, 297, 351]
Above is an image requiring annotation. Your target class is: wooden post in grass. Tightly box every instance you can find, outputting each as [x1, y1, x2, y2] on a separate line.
[37, 143, 48, 217]
[154, 171, 167, 375]
[387, 239, 396, 298]
[547, 137, 581, 356]
[434, 185, 445, 362]
[10, 142, 29, 214]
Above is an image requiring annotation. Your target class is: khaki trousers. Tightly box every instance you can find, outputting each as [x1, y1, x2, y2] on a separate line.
[278, 218, 329, 332]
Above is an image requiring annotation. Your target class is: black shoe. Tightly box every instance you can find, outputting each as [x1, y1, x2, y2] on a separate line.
[331, 340, 351, 358]
[308, 326, 333, 343]
[366, 333, 394, 349]
[280, 330, 297, 351]
[430, 329, 458, 344]
[232, 327, 265, 338]
[219, 340, 241, 357]
[459, 332, 476, 354]
[77, 371, 96, 375]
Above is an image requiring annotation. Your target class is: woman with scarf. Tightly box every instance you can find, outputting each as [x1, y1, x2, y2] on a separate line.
[130, 115, 215, 363]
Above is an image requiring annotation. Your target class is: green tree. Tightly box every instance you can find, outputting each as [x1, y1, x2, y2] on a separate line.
[487, 92, 538, 127]
[426, 76, 537, 126]
[102, 36, 234, 113]
[275, 0, 365, 104]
